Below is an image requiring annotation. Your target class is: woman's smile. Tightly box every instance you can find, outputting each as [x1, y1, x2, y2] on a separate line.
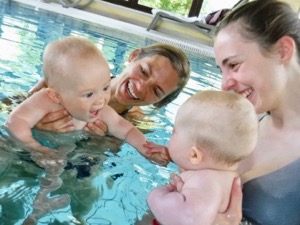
[240, 88, 254, 99]
[127, 80, 140, 100]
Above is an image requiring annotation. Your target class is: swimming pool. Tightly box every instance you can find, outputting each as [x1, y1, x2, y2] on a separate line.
[0, 1, 223, 224]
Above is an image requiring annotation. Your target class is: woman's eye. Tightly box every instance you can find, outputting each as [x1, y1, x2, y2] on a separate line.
[141, 66, 148, 77]
[229, 63, 239, 70]
[229, 63, 236, 69]
[153, 88, 161, 98]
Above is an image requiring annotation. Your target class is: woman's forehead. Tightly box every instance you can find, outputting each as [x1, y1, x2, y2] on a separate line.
[214, 29, 252, 63]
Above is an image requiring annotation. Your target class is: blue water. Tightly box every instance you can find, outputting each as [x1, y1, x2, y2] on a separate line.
[0, 1, 221, 224]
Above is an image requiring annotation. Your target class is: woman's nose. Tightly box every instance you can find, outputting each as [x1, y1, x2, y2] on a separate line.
[136, 80, 148, 92]
[221, 74, 237, 91]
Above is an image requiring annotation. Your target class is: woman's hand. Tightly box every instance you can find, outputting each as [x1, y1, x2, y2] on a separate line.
[28, 78, 47, 96]
[35, 109, 75, 132]
[29, 79, 75, 132]
[213, 177, 243, 225]
[84, 120, 109, 136]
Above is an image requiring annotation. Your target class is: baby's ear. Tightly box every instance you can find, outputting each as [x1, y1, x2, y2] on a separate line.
[190, 146, 204, 165]
[45, 88, 61, 104]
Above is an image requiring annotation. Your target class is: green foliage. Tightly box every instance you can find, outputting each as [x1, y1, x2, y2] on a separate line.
[139, 0, 193, 16]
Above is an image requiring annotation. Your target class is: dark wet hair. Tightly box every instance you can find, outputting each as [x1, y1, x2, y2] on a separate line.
[136, 43, 190, 108]
[216, 0, 300, 61]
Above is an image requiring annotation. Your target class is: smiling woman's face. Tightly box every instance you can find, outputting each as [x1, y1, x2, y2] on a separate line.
[214, 26, 287, 114]
[114, 54, 179, 107]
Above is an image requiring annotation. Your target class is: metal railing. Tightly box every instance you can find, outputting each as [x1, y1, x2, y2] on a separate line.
[58, 0, 94, 9]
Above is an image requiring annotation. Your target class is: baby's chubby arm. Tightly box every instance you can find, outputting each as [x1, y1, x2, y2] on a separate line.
[147, 172, 222, 225]
[101, 106, 170, 165]
[5, 89, 61, 152]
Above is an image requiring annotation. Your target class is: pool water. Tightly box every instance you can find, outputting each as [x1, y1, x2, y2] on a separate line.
[0, 1, 223, 225]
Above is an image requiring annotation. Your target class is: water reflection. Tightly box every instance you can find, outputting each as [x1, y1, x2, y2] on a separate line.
[22, 145, 75, 224]
[0, 1, 222, 224]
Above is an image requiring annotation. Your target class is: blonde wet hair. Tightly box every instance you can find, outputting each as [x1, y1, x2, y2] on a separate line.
[177, 90, 258, 165]
[43, 36, 107, 91]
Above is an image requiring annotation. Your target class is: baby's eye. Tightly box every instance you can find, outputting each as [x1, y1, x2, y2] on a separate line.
[85, 92, 93, 98]
[103, 85, 110, 91]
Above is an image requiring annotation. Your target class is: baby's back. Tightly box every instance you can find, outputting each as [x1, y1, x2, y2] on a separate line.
[181, 169, 237, 213]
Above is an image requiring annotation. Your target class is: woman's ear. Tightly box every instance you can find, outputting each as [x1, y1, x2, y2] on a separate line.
[45, 88, 61, 104]
[128, 48, 142, 62]
[190, 146, 204, 165]
[277, 36, 295, 64]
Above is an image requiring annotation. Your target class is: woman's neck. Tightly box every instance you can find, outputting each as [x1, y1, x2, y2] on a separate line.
[268, 66, 300, 128]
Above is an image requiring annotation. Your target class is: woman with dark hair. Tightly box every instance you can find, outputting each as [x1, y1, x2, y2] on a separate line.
[214, 0, 300, 224]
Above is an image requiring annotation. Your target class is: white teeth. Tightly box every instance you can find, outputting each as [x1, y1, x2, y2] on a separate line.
[128, 81, 139, 100]
[241, 89, 253, 98]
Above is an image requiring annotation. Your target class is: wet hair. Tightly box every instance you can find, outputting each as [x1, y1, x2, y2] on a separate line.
[136, 43, 190, 108]
[43, 36, 107, 90]
[180, 90, 258, 166]
[216, 0, 300, 61]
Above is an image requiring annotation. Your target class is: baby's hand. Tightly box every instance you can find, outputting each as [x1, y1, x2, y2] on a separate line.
[170, 173, 184, 192]
[148, 153, 169, 166]
[143, 141, 171, 166]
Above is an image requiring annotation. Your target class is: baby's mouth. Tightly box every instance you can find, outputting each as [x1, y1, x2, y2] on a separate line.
[90, 109, 99, 117]
[127, 80, 140, 100]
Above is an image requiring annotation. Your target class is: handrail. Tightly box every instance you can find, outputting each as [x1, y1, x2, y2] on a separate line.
[58, 0, 94, 9]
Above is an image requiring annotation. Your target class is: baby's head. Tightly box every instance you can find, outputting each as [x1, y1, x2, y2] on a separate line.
[43, 36, 110, 92]
[43, 36, 111, 122]
[168, 90, 258, 170]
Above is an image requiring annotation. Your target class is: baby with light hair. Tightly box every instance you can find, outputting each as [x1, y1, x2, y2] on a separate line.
[147, 90, 258, 225]
[6, 36, 169, 165]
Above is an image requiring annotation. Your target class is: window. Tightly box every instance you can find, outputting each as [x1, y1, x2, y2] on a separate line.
[102, 0, 242, 17]
[199, 0, 240, 17]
